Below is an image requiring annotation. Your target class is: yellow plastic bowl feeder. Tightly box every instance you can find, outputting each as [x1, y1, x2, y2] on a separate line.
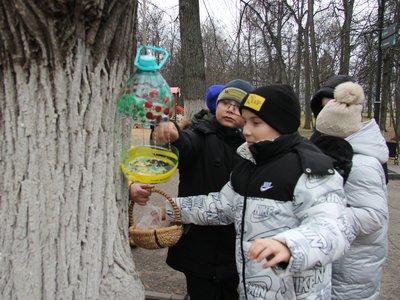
[120, 145, 179, 184]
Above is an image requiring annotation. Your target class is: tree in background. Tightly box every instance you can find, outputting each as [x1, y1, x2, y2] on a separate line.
[0, 1, 144, 298]
[202, 18, 232, 85]
[379, 0, 399, 135]
[142, 0, 399, 134]
[179, 0, 206, 117]
[339, 0, 355, 74]
[303, 0, 314, 129]
[136, 2, 182, 88]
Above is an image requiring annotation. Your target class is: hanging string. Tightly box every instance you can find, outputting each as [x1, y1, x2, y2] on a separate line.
[167, 126, 171, 151]
[140, 0, 148, 145]
[140, 0, 169, 154]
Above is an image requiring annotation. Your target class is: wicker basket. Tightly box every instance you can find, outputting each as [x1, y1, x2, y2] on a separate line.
[129, 188, 183, 249]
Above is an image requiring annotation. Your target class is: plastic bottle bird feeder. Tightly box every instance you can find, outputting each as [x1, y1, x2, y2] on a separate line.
[117, 45, 174, 125]
[118, 46, 178, 184]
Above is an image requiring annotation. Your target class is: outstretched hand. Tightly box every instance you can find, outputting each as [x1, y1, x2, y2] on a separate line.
[152, 121, 179, 145]
[247, 238, 291, 269]
[129, 183, 154, 206]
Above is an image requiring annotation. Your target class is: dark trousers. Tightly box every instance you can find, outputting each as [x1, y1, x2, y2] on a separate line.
[184, 273, 239, 300]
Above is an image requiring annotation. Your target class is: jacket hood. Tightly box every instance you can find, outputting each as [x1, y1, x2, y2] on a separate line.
[346, 119, 389, 164]
[311, 75, 356, 118]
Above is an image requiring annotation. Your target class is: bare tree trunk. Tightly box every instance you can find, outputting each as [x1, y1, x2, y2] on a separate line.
[294, 30, 303, 96]
[395, 71, 400, 140]
[288, 1, 305, 97]
[339, 0, 354, 74]
[0, 1, 144, 299]
[308, 1, 319, 91]
[275, 2, 289, 84]
[179, 0, 206, 118]
[236, 27, 242, 78]
[302, 0, 313, 130]
[367, 74, 374, 119]
[380, 51, 393, 131]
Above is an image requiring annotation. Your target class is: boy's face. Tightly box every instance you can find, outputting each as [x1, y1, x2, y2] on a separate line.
[215, 99, 245, 129]
[242, 109, 280, 146]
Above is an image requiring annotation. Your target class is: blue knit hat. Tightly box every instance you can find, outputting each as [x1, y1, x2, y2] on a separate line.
[206, 85, 224, 114]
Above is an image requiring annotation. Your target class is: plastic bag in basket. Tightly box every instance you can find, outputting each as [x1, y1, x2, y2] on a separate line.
[136, 205, 169, 229]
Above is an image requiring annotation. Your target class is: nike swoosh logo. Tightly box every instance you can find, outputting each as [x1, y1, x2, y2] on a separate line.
[260, 186, 273, 192]
[260, 182, 273, 192]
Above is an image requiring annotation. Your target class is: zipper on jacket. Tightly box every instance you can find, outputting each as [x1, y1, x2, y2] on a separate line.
[240, 163, 256, 300]
[240, 194, 248, 300]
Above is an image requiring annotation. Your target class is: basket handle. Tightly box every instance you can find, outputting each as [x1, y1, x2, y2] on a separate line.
[129, 187, 182, 227]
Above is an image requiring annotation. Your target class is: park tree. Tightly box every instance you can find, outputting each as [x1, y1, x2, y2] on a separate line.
[179, 0, 206, 117]
[247, 0, 290, 84]
[0, 1, 144, 299]
[339, 0, 355, 74]
[302, 0, 314, 130]
[202, 18, 233, 85]
[136, 3, 182, 88]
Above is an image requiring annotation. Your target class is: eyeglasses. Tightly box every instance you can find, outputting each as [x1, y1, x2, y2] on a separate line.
[218, 100, 240, 111]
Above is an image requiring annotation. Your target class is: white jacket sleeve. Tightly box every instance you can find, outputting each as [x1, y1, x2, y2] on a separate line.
[343, 160, 388, 237]
[165, 181, 238, 225]
[272, 172, 351, 274]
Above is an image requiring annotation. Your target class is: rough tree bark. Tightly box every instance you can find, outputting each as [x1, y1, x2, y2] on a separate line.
[0, 1, 144, 299]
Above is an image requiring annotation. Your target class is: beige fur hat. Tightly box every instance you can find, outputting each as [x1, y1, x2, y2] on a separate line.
[316, 81, 365, 138]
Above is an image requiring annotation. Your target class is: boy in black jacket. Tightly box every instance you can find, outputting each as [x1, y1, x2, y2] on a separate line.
[132, 79, 254, 300]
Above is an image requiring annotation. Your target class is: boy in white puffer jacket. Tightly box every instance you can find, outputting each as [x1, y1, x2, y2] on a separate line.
[164, 84, 353, 299]
[315, 81, 389, 300]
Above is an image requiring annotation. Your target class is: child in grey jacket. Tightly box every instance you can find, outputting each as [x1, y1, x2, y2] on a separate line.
[315, 81, 389, 300]
[165, 84, 352, 300]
